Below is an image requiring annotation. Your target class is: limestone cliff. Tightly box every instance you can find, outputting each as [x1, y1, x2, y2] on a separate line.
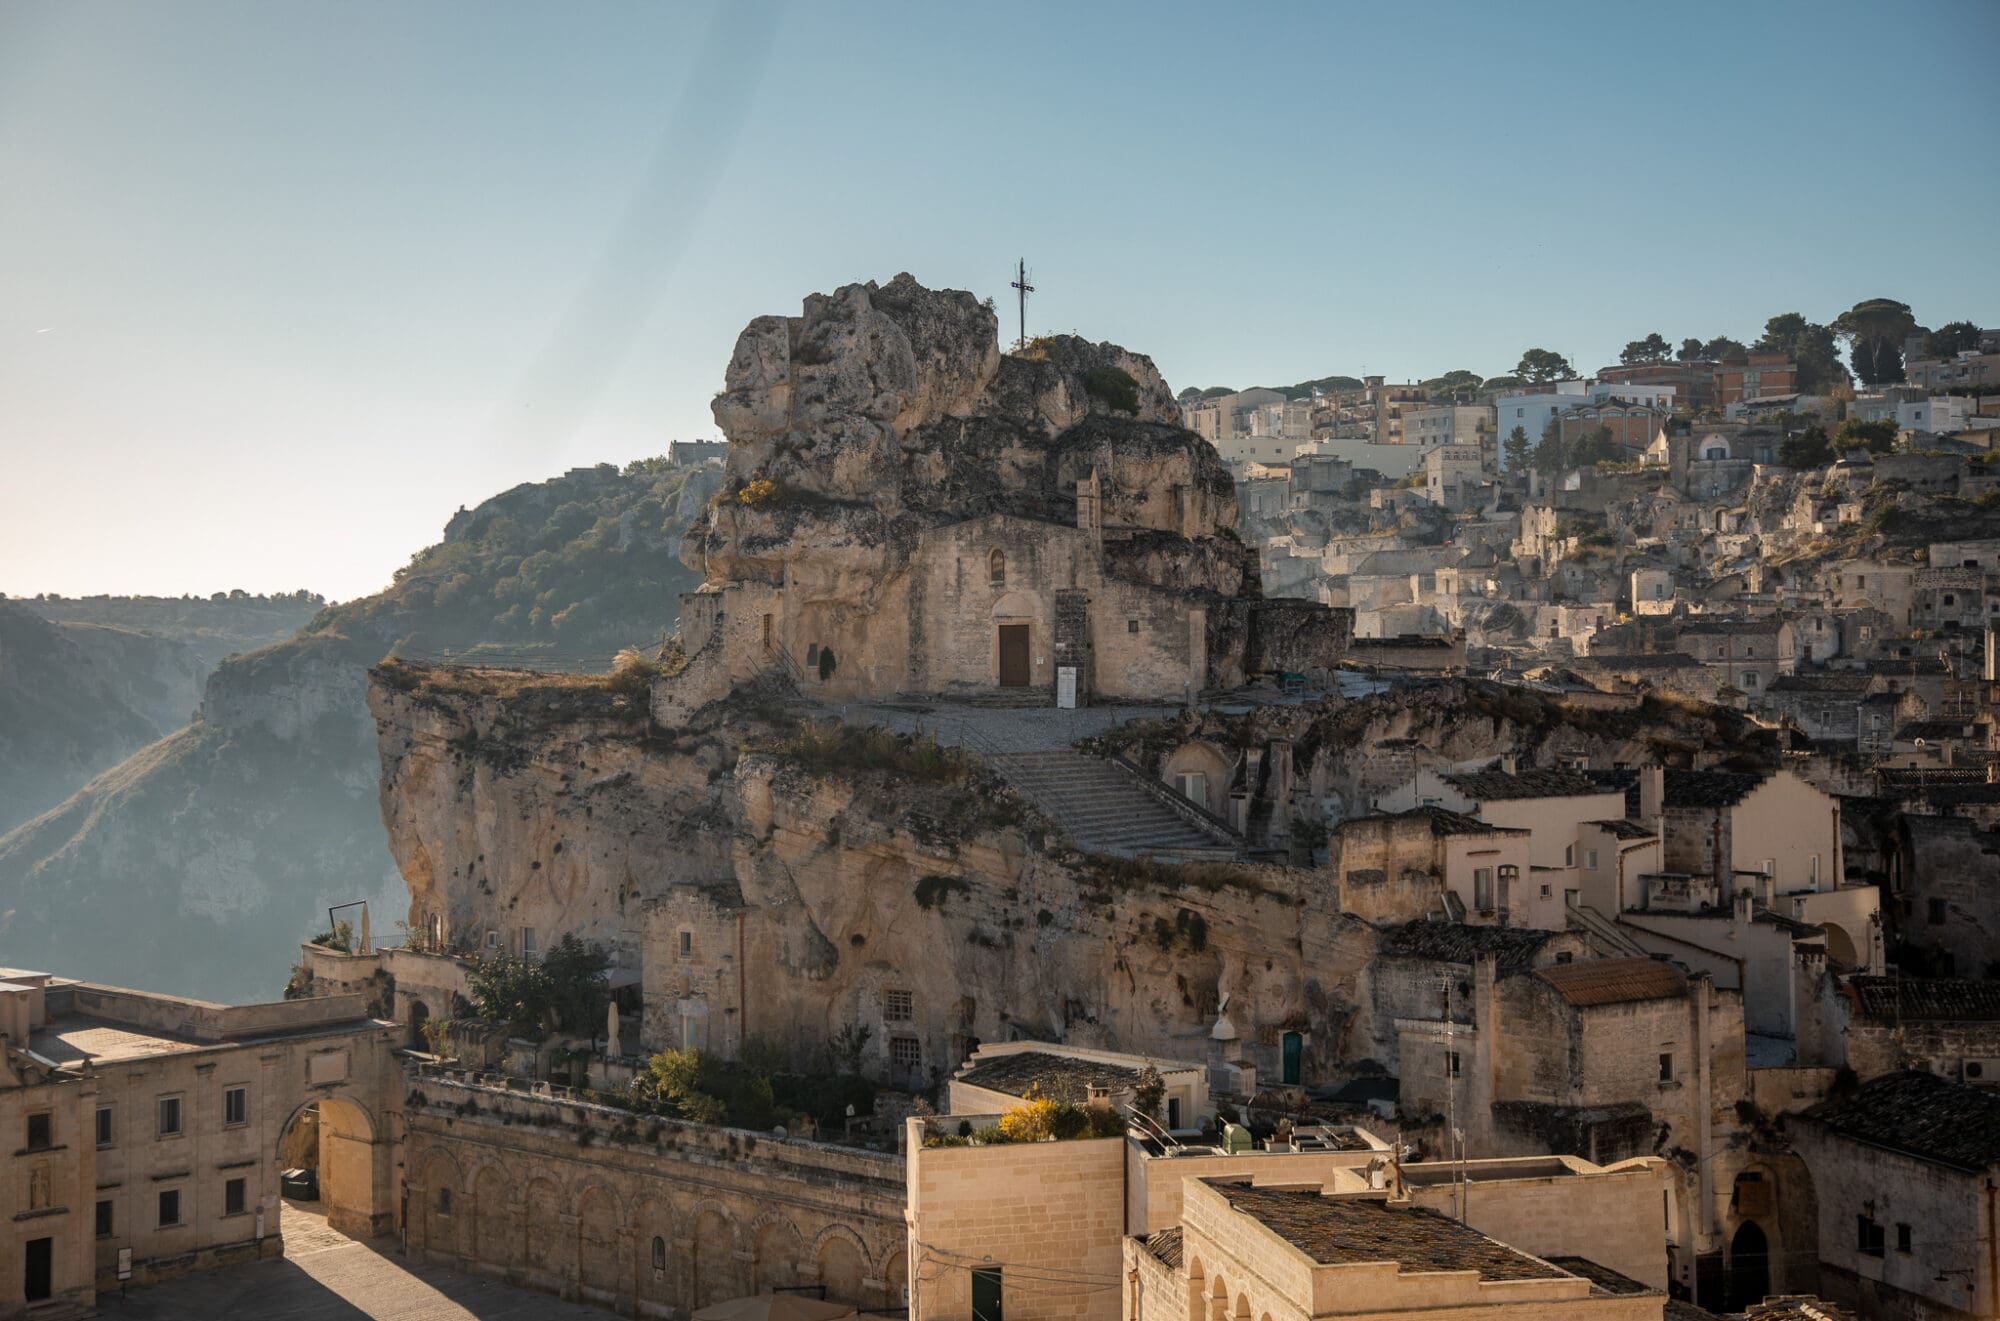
[368, 669, 1383, 1082]
[0, 462, 716, 1001]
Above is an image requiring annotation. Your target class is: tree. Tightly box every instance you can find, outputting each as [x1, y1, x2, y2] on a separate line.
[1755, 313, 1847, 393]
[1503, 425, 1532, 473]
[1836, 418, 1898, 455]
[1677, 338, 1706, 362]
[1132, 1066, 1166, 1121]
[1778, 425, 1834, 469]
[1700, 336, 1748, 360]
[1925, 321, 1984, 359]
[1571, 425, 1621, 466]
[1833, 298, 1917, 387]
[467, 934, 610, 1039]
[1514, 348, 1575, 384]
[1534, 417, 1569, 475]
[1424, 369, 1483, 403]
[1620, 333, 1672, 365]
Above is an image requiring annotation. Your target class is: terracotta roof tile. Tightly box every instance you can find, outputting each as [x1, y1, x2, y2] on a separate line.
[1535, 956, 1687, 1006]
[1801, 1070, 2000, 1172]
[1844, 976, 2000, 1023]
[1442, 768, 1612, 801]
[1209, 1183, 1566, 1279]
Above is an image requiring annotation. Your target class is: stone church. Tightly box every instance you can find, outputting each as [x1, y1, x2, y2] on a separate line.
[661, 274, 1348, 713]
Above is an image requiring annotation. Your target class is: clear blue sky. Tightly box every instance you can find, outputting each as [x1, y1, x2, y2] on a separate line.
[4, 0, 1996, 602]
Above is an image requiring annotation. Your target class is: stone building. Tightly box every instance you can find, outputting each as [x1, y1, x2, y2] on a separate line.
[1789, 1070, 2000, 1321]
[947, 1043, 1208, 1132]
[1333, 808, 1532, 928]
[1894, 813, 2000, 975]
[662, 276, 1351, 710]
[1824, 974, 2000, 1082]
[1126, 1166, 1670, 1321]
[0, 970, 399, 1315]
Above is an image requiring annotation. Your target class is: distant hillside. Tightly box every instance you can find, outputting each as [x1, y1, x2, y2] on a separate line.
[0, 459, 717, 1002]
[17, 592, 323, 677]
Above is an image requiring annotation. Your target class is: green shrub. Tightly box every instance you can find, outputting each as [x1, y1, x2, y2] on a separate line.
[1084, 366, 1140, 415]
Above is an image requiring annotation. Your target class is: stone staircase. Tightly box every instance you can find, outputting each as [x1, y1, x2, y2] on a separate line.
[993, 748, 1238, 859]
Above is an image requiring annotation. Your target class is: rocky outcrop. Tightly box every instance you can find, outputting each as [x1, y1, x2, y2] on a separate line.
[369, 669, 1382, 1080]
[689, 273, 1243, 598]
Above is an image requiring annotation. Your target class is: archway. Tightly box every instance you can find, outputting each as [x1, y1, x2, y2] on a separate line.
[1728, 1221, 1770, 1310]
[276, 1096, 389, 1239]
[407, 999, 431, 1050]
[1820, 923, 1860, 968]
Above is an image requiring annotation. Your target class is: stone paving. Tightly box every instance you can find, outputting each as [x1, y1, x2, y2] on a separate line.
[97, 1201, 609, 1321]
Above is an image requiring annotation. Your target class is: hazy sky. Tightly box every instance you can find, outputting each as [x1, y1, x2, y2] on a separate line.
[4, 1, 1997, 602]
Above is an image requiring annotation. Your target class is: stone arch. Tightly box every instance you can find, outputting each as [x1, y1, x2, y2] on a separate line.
[277, 1094, 389, 1237]
[1820, 921, 1861, 968]
[576, 1182, 625, 1301]
[1728, 1220, 1770, 1310]
[876, 1245, 908, 1309]
[417, 1148, 464, 1254]
[472, 1162, 513, 1270]
[1234, 1292, 1251, 1321]
[991, 590, 1039, 620]
[814, 1224, 869, 1306]
[1184, 1254, 1207, 1321]
[407, 998, 432, 1049]
[691, 1201, 742, 1308]
[1162, 740, 1234, 817]
[1209, 1273, 1230, 1321]
[631, 1194, 677, 1312]
[751, 1212, 807, 1292]
[523, 1177, 566, 1276]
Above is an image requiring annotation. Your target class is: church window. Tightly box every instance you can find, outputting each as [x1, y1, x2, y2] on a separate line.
[653, 1236, 667, 1272]
[989, 549, 1006, 588]
[678, 930, 693, 959]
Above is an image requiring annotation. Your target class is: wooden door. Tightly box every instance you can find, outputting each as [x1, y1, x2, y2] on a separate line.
[998, 625, 1030, 687]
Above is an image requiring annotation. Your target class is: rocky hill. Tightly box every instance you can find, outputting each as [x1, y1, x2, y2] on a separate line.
[0, 459, 717, 1002]
[0, 594, 319, 832]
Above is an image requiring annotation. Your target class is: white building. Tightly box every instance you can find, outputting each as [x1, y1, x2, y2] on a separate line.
[1494, 382, 1589, 465]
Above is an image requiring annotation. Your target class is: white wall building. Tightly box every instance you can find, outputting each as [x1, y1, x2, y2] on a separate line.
[1494, 382, 1589, 466]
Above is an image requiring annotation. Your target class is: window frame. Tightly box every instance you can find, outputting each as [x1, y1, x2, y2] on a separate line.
[95, 1106, 113, 1149]
[25, 1111, 52, 1152]
[157, 1094, 184, 1139]
[223, 1085, 248, 1128]
[158, 1188, 183, 1228]
[225, 1177, 247, 1218]
[883, 988, 914, 1023]
[95, 1199, 113, 1239]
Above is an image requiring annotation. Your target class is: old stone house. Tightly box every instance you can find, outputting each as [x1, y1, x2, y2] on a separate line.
[1790, 1071, 2000, 1321]
[1334, 808, 1532, 928]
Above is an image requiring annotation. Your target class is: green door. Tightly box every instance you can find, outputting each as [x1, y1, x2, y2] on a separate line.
[1282, 1031, 1303, 1085]
[972, 1267, 1003, 1321]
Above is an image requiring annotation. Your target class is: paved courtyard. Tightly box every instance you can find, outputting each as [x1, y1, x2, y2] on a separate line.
[98, 1202, 610, 1321]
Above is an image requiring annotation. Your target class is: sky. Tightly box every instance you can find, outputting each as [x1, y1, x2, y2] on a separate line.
[3, 1, 1997, 603]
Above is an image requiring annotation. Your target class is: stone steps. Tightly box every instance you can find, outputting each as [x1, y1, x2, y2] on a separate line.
[993, 748, 1234, 858]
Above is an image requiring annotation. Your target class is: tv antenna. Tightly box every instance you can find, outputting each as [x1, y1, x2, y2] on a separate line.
[1010, 258, 1035, 350]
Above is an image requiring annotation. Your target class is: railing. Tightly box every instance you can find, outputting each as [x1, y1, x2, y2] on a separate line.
[1107, 755, 1243, 849]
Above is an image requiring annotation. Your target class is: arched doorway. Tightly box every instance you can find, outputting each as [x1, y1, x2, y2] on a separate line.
[1729, 1221, 1770, 1310]
[276, 1096, 388, 1239]
[407, 1000, 431, 1050]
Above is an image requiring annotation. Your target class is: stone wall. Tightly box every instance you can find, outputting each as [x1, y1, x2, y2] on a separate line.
[905, 1125, 1126, 1321]
[402, 1074, 907, 1318]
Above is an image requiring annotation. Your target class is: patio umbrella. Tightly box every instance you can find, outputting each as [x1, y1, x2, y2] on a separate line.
[692, 1295, 858, 1321]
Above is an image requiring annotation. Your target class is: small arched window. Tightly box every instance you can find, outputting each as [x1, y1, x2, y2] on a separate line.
[653, 1235, 667, 1272]
[989, 548, 1006, 588]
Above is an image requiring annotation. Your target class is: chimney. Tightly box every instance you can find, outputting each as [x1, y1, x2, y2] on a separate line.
[1085, 1083, 1111, 1112]
[1641, 765, 1665, 822]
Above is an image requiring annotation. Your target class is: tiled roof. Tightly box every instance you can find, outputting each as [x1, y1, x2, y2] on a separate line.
[1144, 1227, 1182, 1269]
[1752, 910, 1826, 938]
[1386, 806, 1529, 838]
[1535, 956, 1687, 1006]
[1442, 767, 1612, 801]
[1844, 975, 2000, 1023]
[1380, 921, 1569, 976]
[953, 1050, 1143, 1105]
[1661, 768, 1764, 808]
[1766, 674, 1874, 694]
[1580, 652, 1706, 671]
[1895, 720, 1986, 741]
[1588, 818, 1657, 840]
[1679, 620, 1783, 637]
[1544, 1257, 1667, 1301]
[1208, 1183, 1565, 1279]
[1735, 1298, 1858, 1321]
[1801, 1070, 2000, 1173]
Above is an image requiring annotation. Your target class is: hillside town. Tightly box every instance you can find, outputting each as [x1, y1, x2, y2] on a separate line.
[6, 282, 2000, 1321]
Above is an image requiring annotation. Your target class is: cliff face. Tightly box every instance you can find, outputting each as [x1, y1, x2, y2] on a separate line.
[368, 670, 1383, 1079]
[0, 462, 714, 1002]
